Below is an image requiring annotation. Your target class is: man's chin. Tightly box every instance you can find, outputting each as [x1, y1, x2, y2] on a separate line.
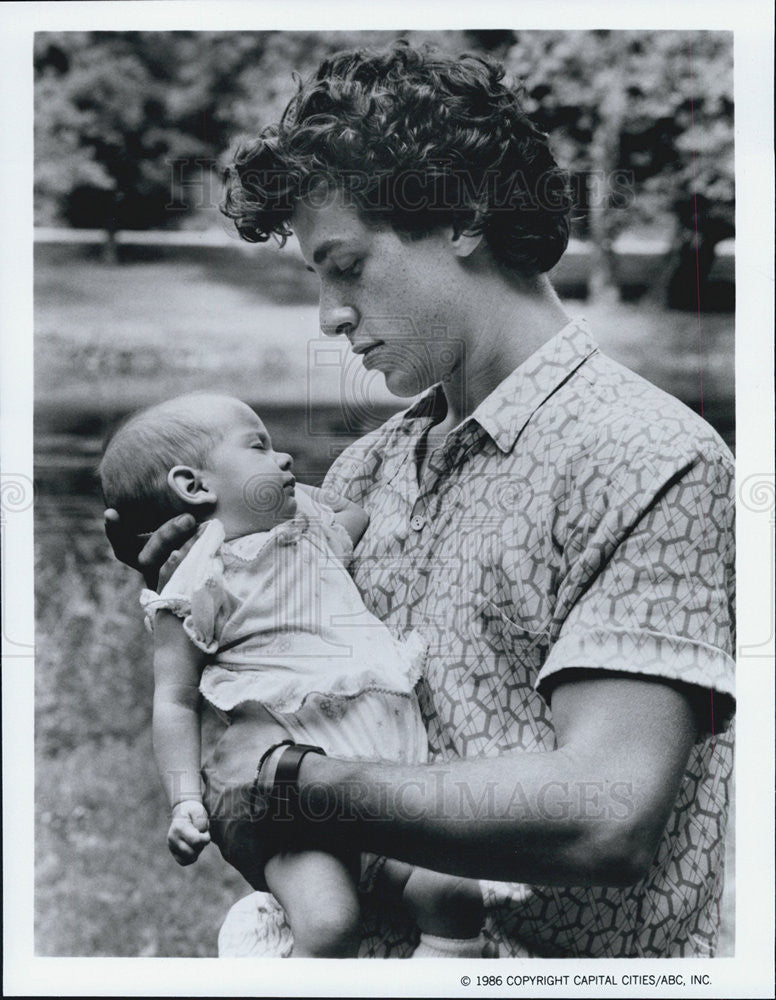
[383, 368, 434, 398]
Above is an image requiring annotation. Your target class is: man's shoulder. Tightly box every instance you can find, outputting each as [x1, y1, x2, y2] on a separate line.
[562, 350, 733, 470]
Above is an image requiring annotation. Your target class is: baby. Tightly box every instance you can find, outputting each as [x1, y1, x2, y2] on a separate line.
[99, 392, 485, 958]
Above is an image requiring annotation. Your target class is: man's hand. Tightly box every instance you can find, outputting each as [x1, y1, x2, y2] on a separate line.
[167, 800, 211, 866]
[104, 509, 197, 590]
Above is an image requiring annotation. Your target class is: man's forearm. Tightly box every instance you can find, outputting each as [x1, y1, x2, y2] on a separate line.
[292, 672, 698, 887]
[297, 748, 656, 887]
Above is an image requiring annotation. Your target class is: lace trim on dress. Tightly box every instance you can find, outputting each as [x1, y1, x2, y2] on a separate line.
[200, 630, 428, 714]
[138, 519, 228, 653]
[200, 672, 420, 714]
[219, 513, 309, 566]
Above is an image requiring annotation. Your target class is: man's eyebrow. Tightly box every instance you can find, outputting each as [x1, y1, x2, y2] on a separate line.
[312, 238, 345, 266]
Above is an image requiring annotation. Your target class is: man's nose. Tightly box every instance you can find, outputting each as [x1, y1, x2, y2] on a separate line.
[320, 304, 359, 338]
[275, 451, 293, 471]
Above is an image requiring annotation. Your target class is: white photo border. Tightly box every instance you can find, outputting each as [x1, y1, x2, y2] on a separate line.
[2, 1, 773, 996]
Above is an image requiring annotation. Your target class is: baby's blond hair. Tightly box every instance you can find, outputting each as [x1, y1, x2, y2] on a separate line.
[98, 394, 230, 534]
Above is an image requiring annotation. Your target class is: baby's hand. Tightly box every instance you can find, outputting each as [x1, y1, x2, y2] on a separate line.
[167, 800, 211, 866]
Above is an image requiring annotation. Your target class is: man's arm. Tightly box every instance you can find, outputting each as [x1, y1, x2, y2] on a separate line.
[296, 670, 699, 887]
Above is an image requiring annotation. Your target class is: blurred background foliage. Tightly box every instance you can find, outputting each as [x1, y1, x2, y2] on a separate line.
[35, 29, 733, 304]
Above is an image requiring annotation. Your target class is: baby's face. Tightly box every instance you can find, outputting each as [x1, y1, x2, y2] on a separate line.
[203, 399, 297, 538]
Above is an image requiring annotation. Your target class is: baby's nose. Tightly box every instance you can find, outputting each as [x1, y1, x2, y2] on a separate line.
[277, 451, 293, 471]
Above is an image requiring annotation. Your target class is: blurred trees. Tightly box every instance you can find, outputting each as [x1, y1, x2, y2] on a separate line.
[35, 29, 733, 302]
[504, 30, 734, 305]
[34, 29, 406, 239]
[35, 33, 210, 252]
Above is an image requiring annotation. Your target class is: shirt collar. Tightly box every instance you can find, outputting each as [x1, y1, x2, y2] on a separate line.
[401, 383, 447, 424]
[399, 317, 598, 453]
[472, 317, 598, 452]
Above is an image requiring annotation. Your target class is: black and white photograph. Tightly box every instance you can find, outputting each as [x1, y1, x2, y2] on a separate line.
[2, 1, 774, 996]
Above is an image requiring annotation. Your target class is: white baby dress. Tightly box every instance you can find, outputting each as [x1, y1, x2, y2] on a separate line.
[140, 492, 429, 764]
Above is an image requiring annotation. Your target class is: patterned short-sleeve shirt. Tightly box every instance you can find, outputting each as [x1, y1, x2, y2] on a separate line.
[324, 318, 735, 958]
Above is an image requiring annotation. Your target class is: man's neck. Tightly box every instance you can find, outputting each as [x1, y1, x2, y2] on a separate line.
[441, 273, 570, 427]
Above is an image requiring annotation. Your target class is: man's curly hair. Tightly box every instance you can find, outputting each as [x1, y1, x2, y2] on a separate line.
[222, 41, 573, 277]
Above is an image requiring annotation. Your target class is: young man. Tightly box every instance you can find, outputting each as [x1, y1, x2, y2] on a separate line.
[109, 42, 735, 957]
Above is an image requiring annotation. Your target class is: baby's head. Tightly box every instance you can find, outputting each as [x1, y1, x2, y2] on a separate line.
[99, 393, 297, 540]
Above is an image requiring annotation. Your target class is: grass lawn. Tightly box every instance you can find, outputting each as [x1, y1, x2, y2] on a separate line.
[34, 250, 735, 956]
[35, 535, 247, 956]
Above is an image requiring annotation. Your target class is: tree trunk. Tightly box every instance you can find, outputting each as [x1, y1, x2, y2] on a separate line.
[587, 69, 626, 304]
[642, 216, 683, 309]
[102, 227, 119, 264]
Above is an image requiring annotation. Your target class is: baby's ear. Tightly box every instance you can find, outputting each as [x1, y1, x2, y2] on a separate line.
[168, 466, 217, 509]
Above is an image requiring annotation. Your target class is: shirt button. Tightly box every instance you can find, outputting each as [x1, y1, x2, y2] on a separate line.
[410, 514, 426, 531]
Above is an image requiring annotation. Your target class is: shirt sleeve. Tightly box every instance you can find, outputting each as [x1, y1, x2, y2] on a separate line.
[139, 519, 227, 655]
[536, 440, 735, 735]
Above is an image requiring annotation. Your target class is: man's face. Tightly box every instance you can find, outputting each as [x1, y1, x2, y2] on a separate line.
[292, 188, 467, 398]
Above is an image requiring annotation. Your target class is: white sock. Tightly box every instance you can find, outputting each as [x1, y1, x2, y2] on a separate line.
[411, 931, 486, 958]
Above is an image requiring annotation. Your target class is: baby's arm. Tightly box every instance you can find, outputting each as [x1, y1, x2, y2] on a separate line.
[152, 609, 211, 866]
[296, 483, 369, 547]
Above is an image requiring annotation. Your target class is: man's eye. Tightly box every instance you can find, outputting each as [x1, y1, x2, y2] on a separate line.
[335, 259, 361, 278]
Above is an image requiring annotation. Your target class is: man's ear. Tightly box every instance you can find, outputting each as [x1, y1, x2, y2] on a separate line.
[450, 228, 484, 259]
[168, 466, 217, 508]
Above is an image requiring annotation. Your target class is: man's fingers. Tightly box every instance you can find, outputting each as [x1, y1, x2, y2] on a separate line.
[137, 514, 196, 570]
[104, 509, 143, 570]
[156, 550, 182, 591]
[157, 532, 199, 590]
[137, 514, 197, 589]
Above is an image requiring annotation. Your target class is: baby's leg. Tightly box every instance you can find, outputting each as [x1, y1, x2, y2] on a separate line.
[381, 860, 485, 957]
[264, 851, 361, 957]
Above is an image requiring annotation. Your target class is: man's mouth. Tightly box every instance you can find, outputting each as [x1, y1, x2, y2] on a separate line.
[352, 341, 384, 358]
